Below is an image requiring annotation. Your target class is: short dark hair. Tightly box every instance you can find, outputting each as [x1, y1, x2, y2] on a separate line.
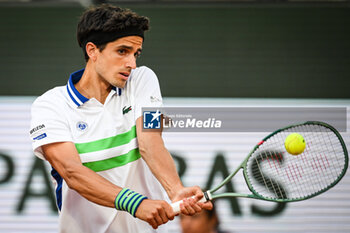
[77, 4, 150, 61]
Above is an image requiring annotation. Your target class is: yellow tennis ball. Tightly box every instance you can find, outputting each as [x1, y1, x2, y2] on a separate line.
[284, 133, 306, 155]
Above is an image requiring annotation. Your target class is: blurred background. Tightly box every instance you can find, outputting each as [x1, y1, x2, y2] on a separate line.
[0, 0, 349, 232]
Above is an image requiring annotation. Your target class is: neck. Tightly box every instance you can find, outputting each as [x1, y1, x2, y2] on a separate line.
[75, 63, 112, 104]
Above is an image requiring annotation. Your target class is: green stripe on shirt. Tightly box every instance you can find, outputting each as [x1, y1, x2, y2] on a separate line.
[75, 125, 136, 154]
[83, 148, 141, 172]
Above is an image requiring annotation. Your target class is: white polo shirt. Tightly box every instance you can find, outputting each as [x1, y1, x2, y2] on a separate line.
[30, 66, 169, 233]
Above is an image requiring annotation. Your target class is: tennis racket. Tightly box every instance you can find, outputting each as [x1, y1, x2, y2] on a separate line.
[171, 121, 348, 214]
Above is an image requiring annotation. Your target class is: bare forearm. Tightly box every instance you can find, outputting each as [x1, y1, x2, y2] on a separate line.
[42, 142, 121, 208]
[140, 144, 183, 200]
[64, 163, 121, 208]
[136, 117, 183, 200]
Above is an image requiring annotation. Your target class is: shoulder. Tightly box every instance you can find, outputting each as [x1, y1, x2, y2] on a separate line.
[129, 66, 158, 83]
[32, 86, 67, 112]
[131, 66, 157, 77]
[127, 66, 160, 91]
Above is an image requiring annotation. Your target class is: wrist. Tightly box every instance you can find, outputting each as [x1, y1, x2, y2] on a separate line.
[166, 183, 184, 201]
[114, 188, 148, 217]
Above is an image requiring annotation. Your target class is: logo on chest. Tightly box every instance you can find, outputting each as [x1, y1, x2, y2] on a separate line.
[76, 121, 88, 131]
[123, 106, 132, 115]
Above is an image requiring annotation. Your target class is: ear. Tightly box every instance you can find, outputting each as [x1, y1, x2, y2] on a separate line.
[85, 42, 98, 62]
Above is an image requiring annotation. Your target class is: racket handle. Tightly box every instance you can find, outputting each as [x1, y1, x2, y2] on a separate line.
[171, 191, 211, 214]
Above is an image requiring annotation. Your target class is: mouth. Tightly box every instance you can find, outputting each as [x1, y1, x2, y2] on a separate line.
[119, 72, 130, 80]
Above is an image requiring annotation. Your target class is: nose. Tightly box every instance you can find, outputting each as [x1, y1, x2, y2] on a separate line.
[126, 55, 137, 69]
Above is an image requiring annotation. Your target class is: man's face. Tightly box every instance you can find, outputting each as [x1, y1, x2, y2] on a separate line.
[94, 35, 143, 88]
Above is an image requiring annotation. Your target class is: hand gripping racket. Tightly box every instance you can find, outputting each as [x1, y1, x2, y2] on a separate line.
[171, 121, 348, 214]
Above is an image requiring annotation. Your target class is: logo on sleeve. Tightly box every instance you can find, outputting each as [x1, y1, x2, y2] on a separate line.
[143, 110, 161, 129]
[76, 121, 88, 131]
[33, 133, 47, 141]
[30, 124, 45, 135]
[150, 96, 162, 103]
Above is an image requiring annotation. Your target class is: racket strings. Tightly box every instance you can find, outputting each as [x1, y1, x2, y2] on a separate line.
[250, 130, 296, 199]
[306, 125, 336, 191]
[253, 150, 287, 199]
[307, 124, 344, 188]
[264, 149, 287, 198]
[253, 154, 281, 198]
[298, 126, 325, 195]
[299, 130, 321, 195]
[266, 149, 286, 198]
[246, 123, 346, 201]
[277, 136, 305, 199]
[323, 125, 344, 177]
[286, 126, 337, 197]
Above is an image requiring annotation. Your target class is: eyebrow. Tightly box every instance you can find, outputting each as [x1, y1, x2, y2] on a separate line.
[117, 45, 142, 53]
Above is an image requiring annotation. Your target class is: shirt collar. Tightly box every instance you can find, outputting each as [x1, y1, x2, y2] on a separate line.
[66, 68, 122, 107]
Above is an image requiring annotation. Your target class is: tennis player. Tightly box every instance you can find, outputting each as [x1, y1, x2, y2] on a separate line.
[29, 4, 211, 233]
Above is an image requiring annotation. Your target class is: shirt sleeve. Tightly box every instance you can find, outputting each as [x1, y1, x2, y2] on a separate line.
[30, 96, 73, 160]
[132, 66, 163, 120]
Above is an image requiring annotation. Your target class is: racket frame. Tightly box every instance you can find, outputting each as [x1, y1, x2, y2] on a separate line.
[206, 121, 348, 203]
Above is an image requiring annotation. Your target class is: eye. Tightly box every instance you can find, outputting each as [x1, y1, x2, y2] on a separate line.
[134, 51, 142, 59]
[117, 49, 127, 55]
